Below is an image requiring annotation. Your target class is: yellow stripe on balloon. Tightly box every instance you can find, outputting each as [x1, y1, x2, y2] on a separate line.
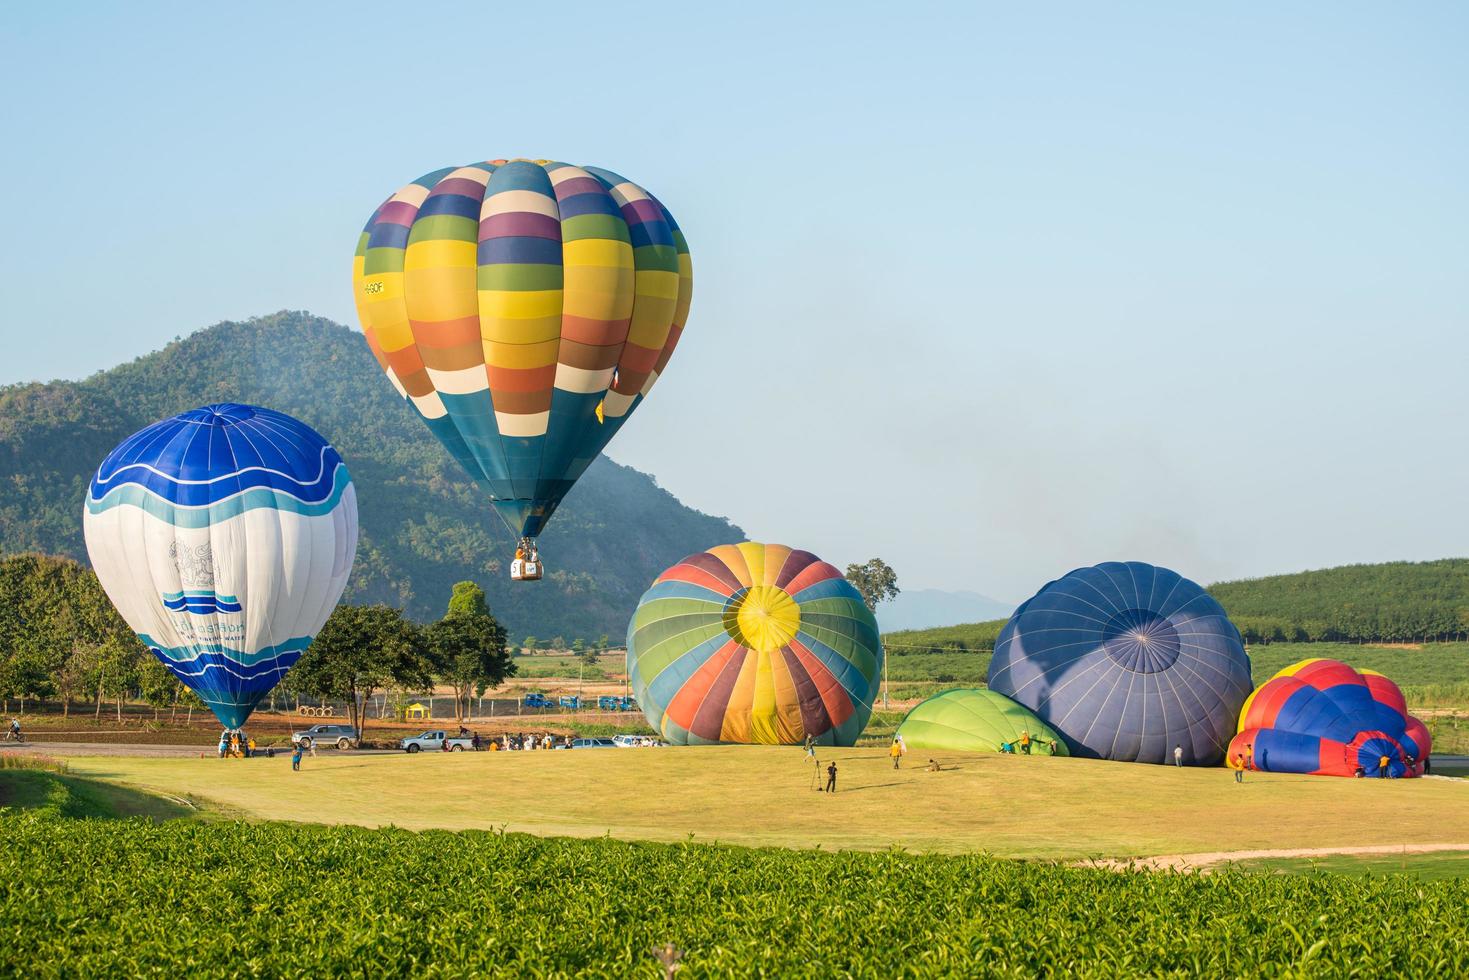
[749, 650, 781, 744]
[736, 543, 768, 589]
[721, 653, 757, 742]
[564, 238, 633, 268]
[770, 652, 802, 740]
[760, 545, 792, 587]
[405, 242, 477, 321]
[479, 289, 564, 322]
[360, 274, 413, 352]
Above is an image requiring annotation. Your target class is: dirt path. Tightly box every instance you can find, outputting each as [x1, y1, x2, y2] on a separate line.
[1085, 842, 1469, 873]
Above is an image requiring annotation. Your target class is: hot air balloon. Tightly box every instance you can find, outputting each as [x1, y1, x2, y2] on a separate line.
[626, 543, 882, 745]
[83, 404, 357, 731]
[352, 159, 692, 580]
[896, 688, 1069, 755]
[1229, 659, 1430, 778]
[988, 562, 1252, 765]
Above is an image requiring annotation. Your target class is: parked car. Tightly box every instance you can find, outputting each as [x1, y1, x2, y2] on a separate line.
[570, 737, 616, 749]
[523, 693, 555, 709]
[291, 724, 359, 750]
[612, 733, 662, 747]
[558, 695, 581, 709]
[401, 730, 475, 753]
[598, 696, 637, 711]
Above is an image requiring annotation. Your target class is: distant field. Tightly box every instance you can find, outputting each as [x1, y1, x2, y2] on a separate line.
[1245, 641, 1469, 687]
[58, 745, 1469, 860]
[1234, 852, 1469, 881]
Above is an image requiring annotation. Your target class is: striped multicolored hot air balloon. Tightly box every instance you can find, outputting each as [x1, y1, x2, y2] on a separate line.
[626, 543, 883, 746]
[351, 159, 692, 575]
[83, 405, 358, 730]
[988, 562, 1253, 765]
[1230, 659, 1430, 777]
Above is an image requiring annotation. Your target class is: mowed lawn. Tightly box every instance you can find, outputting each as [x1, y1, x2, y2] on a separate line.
[65, 746, 1469, 859]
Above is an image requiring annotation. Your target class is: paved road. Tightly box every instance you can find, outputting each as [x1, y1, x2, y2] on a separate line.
[0, 741, 399, 759]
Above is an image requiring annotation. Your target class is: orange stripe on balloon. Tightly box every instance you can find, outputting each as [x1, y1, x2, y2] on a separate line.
[664, 640, 742, 732]
[487, 364, 557, 394]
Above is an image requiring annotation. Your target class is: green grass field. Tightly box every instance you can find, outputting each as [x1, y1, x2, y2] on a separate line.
[1233, 852, 1469, 881]
[54, 746, 1469, 860]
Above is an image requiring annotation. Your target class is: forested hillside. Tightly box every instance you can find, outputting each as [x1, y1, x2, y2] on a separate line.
[1208, 559, 1469, 644]
[0, 312, 742, 636]
[882, 560, 1469, 657]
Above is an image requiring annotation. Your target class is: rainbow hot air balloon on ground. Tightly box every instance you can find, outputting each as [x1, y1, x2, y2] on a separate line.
[83, 405, 357, 731]
[626, 543, 883, 745]
[1229, 659, 1430, 778]
[988, 562, 1253, 765]
[351, 159, 692, 579]
[896, 688, 1069, 755]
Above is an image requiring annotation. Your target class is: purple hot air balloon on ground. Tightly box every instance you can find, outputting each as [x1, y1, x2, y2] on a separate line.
[987, 561, 1252, 765]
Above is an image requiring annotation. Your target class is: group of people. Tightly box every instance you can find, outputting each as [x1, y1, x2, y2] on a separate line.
[492, 731, 567, 751]
[999, 730, 1057, 755]
[216, 731, 257, 758]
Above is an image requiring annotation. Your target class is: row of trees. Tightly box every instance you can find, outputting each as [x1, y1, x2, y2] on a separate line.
[1208, 559, 1469, 644]
[0, 554, 514, 736]
[518, 635, 613, 655]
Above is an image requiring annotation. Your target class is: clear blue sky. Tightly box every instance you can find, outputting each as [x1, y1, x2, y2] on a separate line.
[2, 2, 1465, 601]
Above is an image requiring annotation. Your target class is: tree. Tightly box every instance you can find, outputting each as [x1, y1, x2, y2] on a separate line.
[597, 634, 610, 653]
[845, 558, 901, 613]
[95, 636, 142, 722]
[522, 636, 538, 656]
[425, 582, 514, 723]
[551, 635, 566, 652]
[136, 654, 178, 723]
[291, 604, 432, 740]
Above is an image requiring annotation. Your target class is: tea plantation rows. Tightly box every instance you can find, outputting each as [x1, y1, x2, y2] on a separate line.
[4, 810, 1469, 977]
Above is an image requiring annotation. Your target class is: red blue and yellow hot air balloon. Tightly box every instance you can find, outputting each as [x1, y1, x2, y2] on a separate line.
[626, 543, 883, 745]
[1229, 659, 1430, 778]
[352, 159, 691, 578]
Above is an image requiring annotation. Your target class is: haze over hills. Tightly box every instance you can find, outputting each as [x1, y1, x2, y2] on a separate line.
[876, 589, 1013, 632]
[0, 312, 743, 637]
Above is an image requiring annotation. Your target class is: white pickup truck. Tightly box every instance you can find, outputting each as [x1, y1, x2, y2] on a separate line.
[400, 730, 475, 753]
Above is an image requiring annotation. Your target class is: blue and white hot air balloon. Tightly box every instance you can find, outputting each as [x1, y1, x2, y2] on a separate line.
[83, 404, 357, 730]
[987, 562, 1252, 766]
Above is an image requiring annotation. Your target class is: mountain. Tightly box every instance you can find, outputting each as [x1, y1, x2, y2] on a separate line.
[877, 589, 1013, 632]
[0, 312, 743, 638]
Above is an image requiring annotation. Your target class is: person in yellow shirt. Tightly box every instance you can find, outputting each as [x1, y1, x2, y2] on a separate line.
[890, 739, 903, 769]
[1019, 730, 1032, 755]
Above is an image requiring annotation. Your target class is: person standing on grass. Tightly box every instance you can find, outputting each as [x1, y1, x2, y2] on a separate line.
[1233, 751, 1245, 783]
[218, 732, 228, 759]
[1019, 730, 1031, 755]
[890, 739, 903, 769]
[1379, 753, 1391, 778]
[291, 744, 303, 772]
[1173, 745, 1183, 767]
[825, 760, 838, 793]
[804, 733, 815, 758]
